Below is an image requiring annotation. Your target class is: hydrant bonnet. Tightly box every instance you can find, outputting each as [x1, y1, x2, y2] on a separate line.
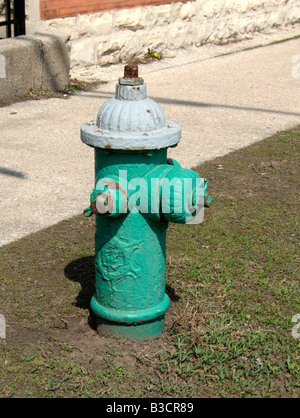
[81, 67, 181, 151]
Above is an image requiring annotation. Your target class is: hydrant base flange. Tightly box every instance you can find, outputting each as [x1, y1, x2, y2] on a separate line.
[91, 294, 170, 324]
[96, 316, 165, 341]
[91, 293, 170, 340]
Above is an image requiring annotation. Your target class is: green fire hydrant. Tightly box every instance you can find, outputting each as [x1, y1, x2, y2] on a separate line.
[81, 65, 211, 340]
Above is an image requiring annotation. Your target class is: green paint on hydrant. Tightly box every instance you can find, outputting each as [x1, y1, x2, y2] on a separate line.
[81, 65, 211, 340]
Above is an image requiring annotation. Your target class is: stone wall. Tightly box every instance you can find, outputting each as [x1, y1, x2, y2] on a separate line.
[26, 0, 300, 68]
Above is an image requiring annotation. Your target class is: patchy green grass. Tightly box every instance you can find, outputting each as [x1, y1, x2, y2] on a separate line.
[218, 33, 300, 57]
[0, 127, 299, 398]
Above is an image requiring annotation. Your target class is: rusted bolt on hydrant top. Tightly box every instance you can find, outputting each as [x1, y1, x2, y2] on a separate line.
[123, 63, 139, 78]
[81, 64, 211, 340]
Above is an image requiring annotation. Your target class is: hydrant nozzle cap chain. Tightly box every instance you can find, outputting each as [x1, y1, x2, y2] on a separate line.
[81, 65, 181, 151]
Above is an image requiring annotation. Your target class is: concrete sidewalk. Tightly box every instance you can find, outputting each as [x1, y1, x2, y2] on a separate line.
[0, 31, 299, 247]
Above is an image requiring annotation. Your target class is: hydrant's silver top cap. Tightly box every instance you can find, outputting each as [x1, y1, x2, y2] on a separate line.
[81, 65, 181, 151]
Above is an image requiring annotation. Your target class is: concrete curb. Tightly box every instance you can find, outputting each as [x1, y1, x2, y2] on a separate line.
[0, 33, 70, 101]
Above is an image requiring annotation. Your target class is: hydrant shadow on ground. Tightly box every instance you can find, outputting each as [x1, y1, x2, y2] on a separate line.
[80, 65, 211, 341]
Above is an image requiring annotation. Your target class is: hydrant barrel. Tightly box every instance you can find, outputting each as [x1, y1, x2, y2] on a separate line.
[81, 65, 211, 340]
[91, 148, 170, 340]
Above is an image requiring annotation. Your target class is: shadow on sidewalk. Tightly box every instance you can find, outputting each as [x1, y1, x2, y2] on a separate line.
[76, 89, 300, 118]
